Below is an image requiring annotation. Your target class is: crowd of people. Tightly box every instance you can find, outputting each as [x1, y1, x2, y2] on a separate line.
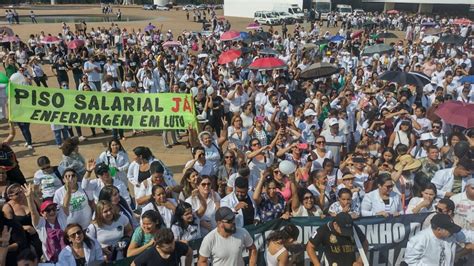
[0, 5, 474, 266]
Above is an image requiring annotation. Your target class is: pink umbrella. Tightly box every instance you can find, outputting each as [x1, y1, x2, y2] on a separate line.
[453, 18, 473, 26]
[218, 49, 241, 65]
[220, 30, 241, 41]
[162, 41, 182, 48]
[386, 10, 399, 15]
[248, 57, 287, 70]
[351, 30, 364, 39]
[41, 36, 62, 44]
[435, 101, 474, 128]
[0, 36, 19, 43]
[246, 22, 261, 30]
[67, 39, 85, 50]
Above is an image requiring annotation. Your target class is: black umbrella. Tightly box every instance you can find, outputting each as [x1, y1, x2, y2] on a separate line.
[240, 47, 254, 54]
[300, 62, 338, 79]
[362, 44, 394, 56]
[439, 35, 466, 45]
[378, 71, 431, 88]
[363, 21, 377, 28]
[255, 31, 272, 41]
[258, 47, 279, 56]
[376, 32, 398, 39]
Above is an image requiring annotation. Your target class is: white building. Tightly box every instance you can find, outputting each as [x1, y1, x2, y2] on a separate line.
[362, 0, 474, 14]
[224, 0, 305, 18]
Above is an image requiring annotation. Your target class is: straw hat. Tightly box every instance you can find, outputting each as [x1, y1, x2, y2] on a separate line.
[394, 155, 421, 171]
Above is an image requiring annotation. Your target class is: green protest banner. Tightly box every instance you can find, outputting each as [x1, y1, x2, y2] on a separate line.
[8, 83, 197, 130]
[109, 213, 430, 266]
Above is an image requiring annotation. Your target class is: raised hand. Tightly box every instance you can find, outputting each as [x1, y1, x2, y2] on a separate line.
[86, 159, 96, 172]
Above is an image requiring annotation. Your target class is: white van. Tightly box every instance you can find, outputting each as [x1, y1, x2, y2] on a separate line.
[336, 4, 352, 17]
[254, 11, 279, 25]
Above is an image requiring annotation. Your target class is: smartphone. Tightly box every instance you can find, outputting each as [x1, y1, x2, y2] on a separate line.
[298, 143, 308, 150]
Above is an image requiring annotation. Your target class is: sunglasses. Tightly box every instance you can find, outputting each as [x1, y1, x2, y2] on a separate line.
[316, 141, 326, 144]
[303, 196, 313, 200]
[68, 230, 83, 238]
[225, 156, 234, 159]
[432, 126, 441, 129]
[251, 143, 260, 146]
[273, 170, 280, 174]
[44, 207, 57, 213]
[200, 182, 211, 187]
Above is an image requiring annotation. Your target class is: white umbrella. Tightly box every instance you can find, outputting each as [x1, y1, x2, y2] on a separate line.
[422, 35, 439, 44]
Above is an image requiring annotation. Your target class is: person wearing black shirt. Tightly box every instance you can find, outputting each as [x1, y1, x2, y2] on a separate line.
[306, 212, 368, 266]
[131, 228, 192, 266]
[68, 54, 83, 90]
[220, 176, 257, 227]
[51, 57, 70, 87]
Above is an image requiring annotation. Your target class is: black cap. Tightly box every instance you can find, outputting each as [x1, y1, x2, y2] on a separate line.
[279, 112, 288, 120]
[215, 207, 235, 222]
[95, 162, 109, 176]
[335, 212, 354, 237]
[454, 141, 470, 158]
[431, 213, 462, 234]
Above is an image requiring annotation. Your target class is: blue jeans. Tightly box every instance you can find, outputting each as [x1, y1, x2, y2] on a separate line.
[18, 123, 32, 145]
[53, 128, 69, 146]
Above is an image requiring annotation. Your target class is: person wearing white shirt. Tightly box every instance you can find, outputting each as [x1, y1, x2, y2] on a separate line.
[220, 177, 258, 228]
[184, 147, 214, 177]
[227, 81, 249, 114]
[96, 139, 130, 186]
[53, 169, 92, 229]
[141, 185, 177, 228]
[431, 159, 474, 199]
[450, 179, 474, 231]
[135, 161, 179, 208]
[82, 162, 131, 206]
[57, 223, 104, 266]
[185, 176, 221, 235]
[361, 174, 402, 217]
[404, 213, 474, 266]
[406, 183, 438, 214]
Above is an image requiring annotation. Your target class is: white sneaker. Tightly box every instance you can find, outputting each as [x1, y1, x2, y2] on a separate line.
[78, 136, 87, 142]
[24, 142, 28, 147]
[27, 145, 33, 150]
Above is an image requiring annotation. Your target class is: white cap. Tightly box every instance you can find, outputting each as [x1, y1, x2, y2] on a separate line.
[420, 133, 436, 141]
[279, 99, 288, 109]
[279, 160, 296, 176]
[431, 76, 438, 84]
[206, 86, 214, 95]
[267, 87, 274, 92]
[466, 178, 474, 187]
[190, 87, 199, 97]
[304, 109, 317, 117]
[328, 118, 339, 126]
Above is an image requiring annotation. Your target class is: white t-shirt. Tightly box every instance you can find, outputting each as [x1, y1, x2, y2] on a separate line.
[53, 185, 92, 229]
[141, 199, 176, 228]
[199, 227, 254, 266]
[33, 170, 62, 199]
[185, 192, 221, 235]
[86, 214, 129, 259]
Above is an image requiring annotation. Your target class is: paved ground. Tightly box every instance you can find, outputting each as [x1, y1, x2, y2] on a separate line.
[0, 5, 403, 181]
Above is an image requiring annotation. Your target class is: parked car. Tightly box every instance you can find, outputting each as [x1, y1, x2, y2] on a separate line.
[254, 11, 279, 26]
[143, 4, 155, 10]
[196, 4, 208, 10]
[182, 4, 196, 11]
[274, 11, 295, 24]
[353, 9, 365, 16]
[156, 5, 170, 11]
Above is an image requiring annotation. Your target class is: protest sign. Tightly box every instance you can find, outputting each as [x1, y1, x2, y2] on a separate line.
[111, 213, 430, 266]
[8, 83, 196, 130]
